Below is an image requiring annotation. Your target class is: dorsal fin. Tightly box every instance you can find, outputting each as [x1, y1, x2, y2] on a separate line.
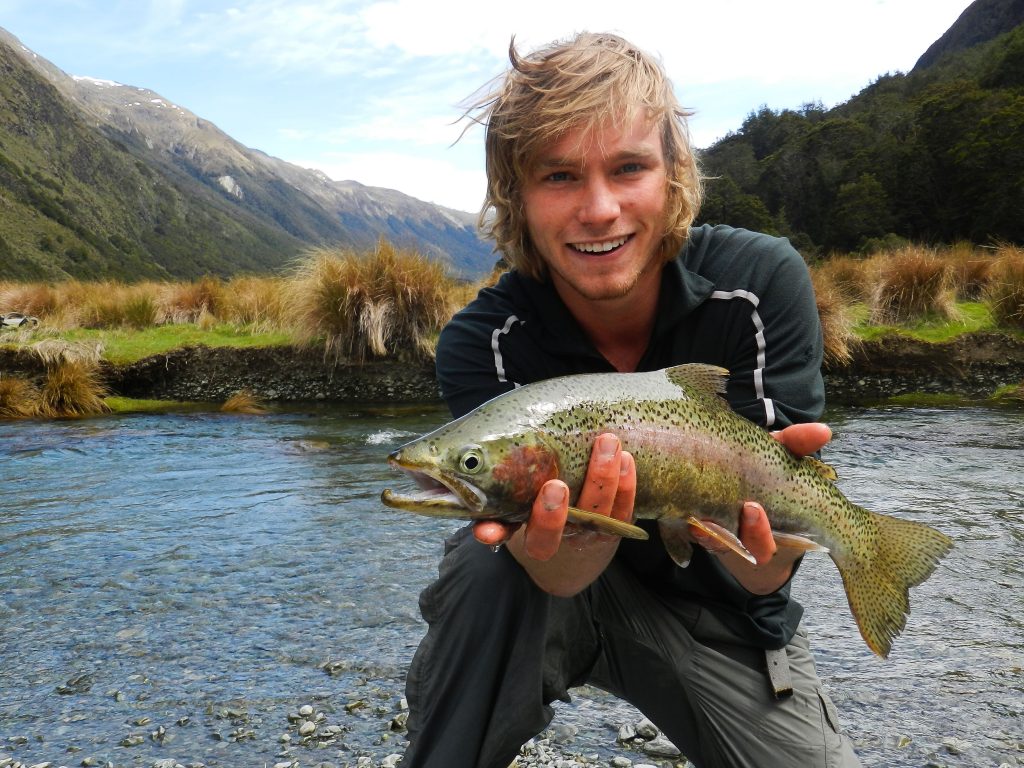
[664, 364, 730, 398]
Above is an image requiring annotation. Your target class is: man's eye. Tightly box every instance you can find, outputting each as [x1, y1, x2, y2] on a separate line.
[619, 162, 643, 174]
[546, 171, 572, 182]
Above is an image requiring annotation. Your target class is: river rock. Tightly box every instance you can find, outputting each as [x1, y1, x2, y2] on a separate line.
[56, 673, 92, 695]
[635, 718, 659, 740]
[942, 736, 972, 755]
[642, 735, 681, 757]
[617, 723, 637, 742]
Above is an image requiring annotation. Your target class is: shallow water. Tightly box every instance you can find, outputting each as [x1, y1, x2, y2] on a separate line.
[0, 403, 1021, 767]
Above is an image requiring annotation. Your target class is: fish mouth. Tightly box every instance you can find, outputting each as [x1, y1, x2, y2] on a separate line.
[381, 452, 487, 518]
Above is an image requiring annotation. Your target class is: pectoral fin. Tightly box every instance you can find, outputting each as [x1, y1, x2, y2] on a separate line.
[658, 518, 695, 567]
[772, 532, 829, 553]
[685, 516, 757, 564]
[566, 507, 649, 540]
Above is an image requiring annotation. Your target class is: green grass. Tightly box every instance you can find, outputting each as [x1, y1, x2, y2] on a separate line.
[853, 301, 1002, 342]
[104, 397, 209, 415]
[58, 324, 296, 364]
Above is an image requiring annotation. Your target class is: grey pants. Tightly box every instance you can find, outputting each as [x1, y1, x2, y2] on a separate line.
[403, 526, 860, 768]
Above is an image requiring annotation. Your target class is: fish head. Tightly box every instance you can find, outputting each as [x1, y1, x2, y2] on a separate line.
[382, 418, 561, 522]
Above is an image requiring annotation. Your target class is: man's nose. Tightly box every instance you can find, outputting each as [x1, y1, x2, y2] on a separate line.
[577, 177, 620, 224]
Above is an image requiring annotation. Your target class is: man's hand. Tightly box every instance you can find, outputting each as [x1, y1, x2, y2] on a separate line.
[690, 422, 832, 594]
[474, 433, 636, 596]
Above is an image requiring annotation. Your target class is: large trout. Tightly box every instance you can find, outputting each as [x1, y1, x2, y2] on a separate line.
[381, 363, 953, 657]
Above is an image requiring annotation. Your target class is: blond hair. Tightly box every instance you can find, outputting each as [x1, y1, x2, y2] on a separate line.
[468, 32, 703, 280]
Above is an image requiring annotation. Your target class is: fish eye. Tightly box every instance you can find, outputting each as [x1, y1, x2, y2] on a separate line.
[458, 445, 485, 474]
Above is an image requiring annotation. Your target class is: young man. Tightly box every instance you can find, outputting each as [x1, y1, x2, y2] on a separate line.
[402, 33, 860, 768]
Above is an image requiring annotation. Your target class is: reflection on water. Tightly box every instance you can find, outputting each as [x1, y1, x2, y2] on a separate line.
[0, 404, 1021, 767]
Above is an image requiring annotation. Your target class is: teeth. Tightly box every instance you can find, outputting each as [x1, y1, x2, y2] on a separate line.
[571, 237, 627, 253]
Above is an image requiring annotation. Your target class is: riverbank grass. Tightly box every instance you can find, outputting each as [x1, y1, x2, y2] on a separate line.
[58, 324, 296, 365]
[852, 301, 998, 343]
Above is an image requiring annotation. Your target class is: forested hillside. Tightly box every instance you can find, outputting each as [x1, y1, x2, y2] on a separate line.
[697, 11, 1024, 254]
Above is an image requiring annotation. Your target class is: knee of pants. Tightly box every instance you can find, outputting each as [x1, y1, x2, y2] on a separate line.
[419, 532, 542, 629]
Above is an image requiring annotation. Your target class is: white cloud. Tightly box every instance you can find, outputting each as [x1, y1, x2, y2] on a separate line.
[2, 0, 978, 211]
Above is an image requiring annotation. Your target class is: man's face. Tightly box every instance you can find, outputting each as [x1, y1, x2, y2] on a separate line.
[521, 113, 669, 307]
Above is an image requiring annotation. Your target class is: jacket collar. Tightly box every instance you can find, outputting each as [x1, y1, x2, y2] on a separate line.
[512, 251, 716, 359]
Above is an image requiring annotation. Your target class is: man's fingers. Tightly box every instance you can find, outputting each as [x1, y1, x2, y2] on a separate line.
[610, 450, 636, 523]
[737, 501, 777, 563]
[575, 433, 624, 517]
[523, 481, 568, 561]
[771, 422, 832, 458]
[473, 520, 515, 546]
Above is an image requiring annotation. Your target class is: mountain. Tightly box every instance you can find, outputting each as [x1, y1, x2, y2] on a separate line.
[915, 0, 1024, 70]
[696, 0, 1024, 252]
[0, 28, 495, 282]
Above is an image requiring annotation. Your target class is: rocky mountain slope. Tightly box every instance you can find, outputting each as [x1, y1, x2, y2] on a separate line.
[0, 27, 495, 281]
[914, 0, 1024, 69]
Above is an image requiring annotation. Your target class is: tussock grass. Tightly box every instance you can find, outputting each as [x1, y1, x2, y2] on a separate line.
[2, 239, 1019, 385]
[0, 281, 59, 318]
[945, 241, 996, 301]
[291, 239, 457, 363]
[810, 269, 856, 367]
[867, 245, 959, 325]
[38, 360, 110, 417]
[221, 390, 268, 414]
[32, 339, 104, 367]
[0, 376, 39, 418]
[813, 255, 875, 303]
[986, 245, 1024, 330]
[220, 276, 289, 331]
[159, 277, 226, 324]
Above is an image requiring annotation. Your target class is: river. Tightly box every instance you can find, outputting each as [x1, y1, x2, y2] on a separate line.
[0, 403, 1021, 767]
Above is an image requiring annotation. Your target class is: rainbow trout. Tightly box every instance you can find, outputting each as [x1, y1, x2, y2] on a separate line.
[381, 363, 953, 657]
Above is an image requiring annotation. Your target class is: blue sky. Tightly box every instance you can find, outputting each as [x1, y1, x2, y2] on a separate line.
[1, 0, 974, 213]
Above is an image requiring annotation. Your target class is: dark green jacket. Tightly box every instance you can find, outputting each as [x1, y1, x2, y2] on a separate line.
[435, 223, 825, 649]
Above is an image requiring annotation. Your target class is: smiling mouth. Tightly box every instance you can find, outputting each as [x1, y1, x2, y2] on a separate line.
[570, 236, 630, 254]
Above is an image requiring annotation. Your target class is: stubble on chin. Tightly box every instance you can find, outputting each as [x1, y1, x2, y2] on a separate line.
[549, 260, 650, 304]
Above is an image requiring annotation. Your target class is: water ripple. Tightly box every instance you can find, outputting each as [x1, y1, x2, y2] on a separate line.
[0, 405, 1020, 766]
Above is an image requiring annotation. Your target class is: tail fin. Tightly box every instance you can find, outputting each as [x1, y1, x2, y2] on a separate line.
[838, 509, 953, 658]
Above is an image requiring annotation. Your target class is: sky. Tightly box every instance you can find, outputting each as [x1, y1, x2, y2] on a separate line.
[1, 0, 976, 213]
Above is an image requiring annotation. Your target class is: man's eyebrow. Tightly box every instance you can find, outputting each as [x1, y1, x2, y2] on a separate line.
[534, 147, 660, 167]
